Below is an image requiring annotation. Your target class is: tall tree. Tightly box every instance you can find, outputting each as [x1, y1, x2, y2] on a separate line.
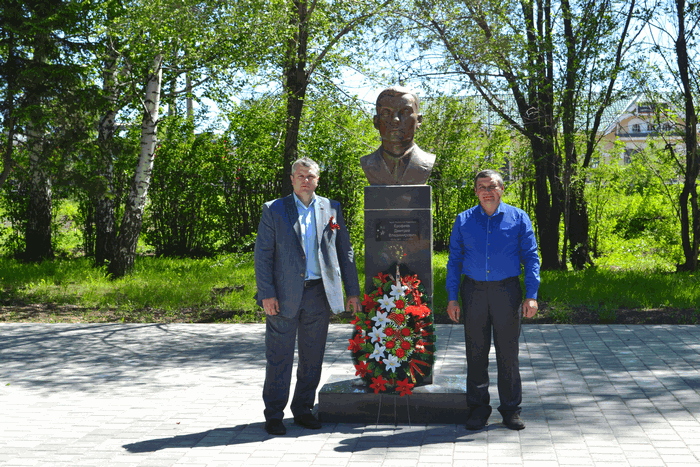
[408, 0, 640, 269]
[277, 0, 392, 196]
[646, 0, 700, 271]
[559, 0, 640, 269]
[640, 0, 700, 271]
[412, 0, 565, 270]
[673, 0, 700, 271]
[0, 0, 95, 261]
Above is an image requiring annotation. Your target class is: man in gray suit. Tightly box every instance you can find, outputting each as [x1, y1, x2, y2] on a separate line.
[255, 156, 361, 436]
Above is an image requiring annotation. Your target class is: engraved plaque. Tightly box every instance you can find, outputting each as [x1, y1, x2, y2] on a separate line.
[375, 219, 420, 241]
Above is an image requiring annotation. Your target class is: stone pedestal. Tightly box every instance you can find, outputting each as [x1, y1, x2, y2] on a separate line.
[318, 374, 467, 424]
[363, 185, 433, 300]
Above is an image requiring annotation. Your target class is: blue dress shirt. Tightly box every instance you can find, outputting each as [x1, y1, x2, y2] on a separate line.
[293, 193, 322, 280]
[446, 202, 540, 301]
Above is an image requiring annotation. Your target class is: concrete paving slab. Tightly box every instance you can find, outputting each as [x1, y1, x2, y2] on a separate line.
[1, 323, 699, 466]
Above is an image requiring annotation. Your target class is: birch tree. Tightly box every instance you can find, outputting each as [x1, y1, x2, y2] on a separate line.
[101, 0, 276, 277]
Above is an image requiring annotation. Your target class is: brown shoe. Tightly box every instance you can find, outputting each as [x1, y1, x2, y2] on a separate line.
[503, 414, 525, 430]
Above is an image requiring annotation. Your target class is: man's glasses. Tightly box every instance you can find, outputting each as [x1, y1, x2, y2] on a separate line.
[476, 185, 501, 192]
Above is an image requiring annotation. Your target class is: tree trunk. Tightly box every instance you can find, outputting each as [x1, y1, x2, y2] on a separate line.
[24, 129, 54, 262]
[108, 54, 162, 278]
[94, 39, 119, 266]
[1, 30, 18, 190]
[23, 30, 53, 262]
[675, 0, 699, 271]
[560, 0, 591, 270]
[280, 0, 310, 198]
[531, 134, 564, 270]
[567, 178, 592, 269]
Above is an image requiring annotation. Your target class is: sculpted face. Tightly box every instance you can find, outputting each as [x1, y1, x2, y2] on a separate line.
[374, 93, 422, 149]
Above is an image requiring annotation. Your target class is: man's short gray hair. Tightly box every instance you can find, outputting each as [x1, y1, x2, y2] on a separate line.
[474, 169, 504, 189]
[291, 156, 320, 176]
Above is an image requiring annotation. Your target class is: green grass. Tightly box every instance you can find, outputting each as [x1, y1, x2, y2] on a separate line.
[539, 268, 700, 310]
[1, 252, 698, 323]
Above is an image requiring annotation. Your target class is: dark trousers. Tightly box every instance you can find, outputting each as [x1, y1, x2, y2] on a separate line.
[263, 282, 331, 421]
[460, 276, 523, 417]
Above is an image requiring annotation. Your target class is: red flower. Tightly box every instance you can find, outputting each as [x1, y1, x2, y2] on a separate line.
[401, 328, 411, 337]
[396, 378, 415, 397]
[362, 294, 377, 309]
[370, 375, 388, 393]
[376, 272, 390, 283]
[401, 341, 411, 350]
[385, 340, 396, 349]
[329, 216, 340, 230]
[401, 274, 421, 288]
[347, 333, 366, 353]
[384, 327, 395, 336]
[396, 349, 406, 358]
[395, 299, 405, 309]
[406, 304, 431, 319]
[354, 361, 371, 377]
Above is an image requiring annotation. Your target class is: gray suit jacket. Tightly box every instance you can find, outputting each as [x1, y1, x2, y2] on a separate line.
[254, 194, 361, 317]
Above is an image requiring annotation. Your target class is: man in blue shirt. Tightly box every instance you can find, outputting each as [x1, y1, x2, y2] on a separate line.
[255, 157, 361, 435]
[446, 169, 540, 431]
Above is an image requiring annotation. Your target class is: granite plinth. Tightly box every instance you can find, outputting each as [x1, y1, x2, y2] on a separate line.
[318, 374, 467, 424]
[364, 185, 433, 298]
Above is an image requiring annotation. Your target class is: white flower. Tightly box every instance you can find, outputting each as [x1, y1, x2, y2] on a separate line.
[377, 294, 395, 311]
[371, 310, 391, 328]
[368, 326, 386, 343]
[390, 283, 409, 299]
[384, 354, 401, 373]
[369, 343, 386, 362]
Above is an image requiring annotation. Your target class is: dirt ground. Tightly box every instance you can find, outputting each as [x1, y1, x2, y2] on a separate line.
[1, 302, 698, 325]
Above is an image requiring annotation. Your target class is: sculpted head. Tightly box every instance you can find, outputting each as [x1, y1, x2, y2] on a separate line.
[374, 87, 423, 151]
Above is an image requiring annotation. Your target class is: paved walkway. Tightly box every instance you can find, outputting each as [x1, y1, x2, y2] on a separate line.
[1, 323, 699, 466]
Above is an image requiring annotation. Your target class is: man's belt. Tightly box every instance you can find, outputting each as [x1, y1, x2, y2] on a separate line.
[304, 279, 323, 288]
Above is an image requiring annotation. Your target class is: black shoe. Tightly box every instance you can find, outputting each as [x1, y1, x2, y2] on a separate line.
[264, 419, 286, 435]
[293, 413, 322, 429]
[465, 408, 490, 430]
[503, 414, 525, 430]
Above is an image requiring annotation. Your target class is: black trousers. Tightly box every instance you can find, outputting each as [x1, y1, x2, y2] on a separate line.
[460, 276, 522, 417]
[263, 282, 331, 421]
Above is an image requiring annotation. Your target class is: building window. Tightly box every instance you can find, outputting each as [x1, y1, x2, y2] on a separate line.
[631, 123, 641, 133]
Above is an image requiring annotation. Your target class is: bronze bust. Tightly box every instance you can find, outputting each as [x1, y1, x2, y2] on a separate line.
[361, 87, 435, 185]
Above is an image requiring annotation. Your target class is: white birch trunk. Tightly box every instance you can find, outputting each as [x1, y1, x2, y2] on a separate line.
[109, 54, 163, 277]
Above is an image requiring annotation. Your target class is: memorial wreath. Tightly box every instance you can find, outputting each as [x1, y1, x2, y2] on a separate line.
[348, 268, 436, 396]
